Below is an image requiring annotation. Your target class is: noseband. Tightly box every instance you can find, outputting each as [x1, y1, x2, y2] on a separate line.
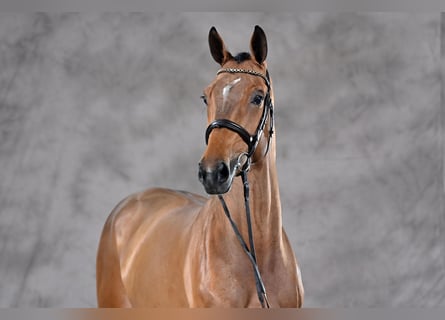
[204, 68, 274, 308]
[205, 68, 275, 169]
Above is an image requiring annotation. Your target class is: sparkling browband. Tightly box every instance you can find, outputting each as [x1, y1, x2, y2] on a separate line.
[217, 68, 270, 88]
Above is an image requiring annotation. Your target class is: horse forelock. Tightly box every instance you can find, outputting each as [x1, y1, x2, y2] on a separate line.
[233, 52, 251, 64]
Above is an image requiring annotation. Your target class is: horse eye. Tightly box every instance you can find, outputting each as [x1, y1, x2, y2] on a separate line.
[200, 95, 208, 106]
[251, 95, 264, 106]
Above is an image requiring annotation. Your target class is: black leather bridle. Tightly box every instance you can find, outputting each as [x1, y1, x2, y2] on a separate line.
[205, 68, 274, 169]
[204, 68, 274, 308]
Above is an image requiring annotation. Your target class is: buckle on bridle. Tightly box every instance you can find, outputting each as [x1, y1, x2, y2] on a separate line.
[235, 152, 251, 174]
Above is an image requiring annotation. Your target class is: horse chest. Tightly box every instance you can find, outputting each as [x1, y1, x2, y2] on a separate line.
[187, 247, 298, 307]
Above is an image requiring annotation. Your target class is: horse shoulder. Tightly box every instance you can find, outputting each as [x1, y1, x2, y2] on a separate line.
[96, 194, 136, 307]
[100, 188, 206, 307]
[109, 188, 204, 251]
[277, 228, 305, 307]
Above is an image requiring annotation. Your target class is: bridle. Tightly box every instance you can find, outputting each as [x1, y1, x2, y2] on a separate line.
[204, 67, 274, 308]
[205, 68, 274, 169]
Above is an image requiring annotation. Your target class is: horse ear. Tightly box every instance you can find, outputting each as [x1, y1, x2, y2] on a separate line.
[208, 26, 232, 65]
[250, 25, 268, 64]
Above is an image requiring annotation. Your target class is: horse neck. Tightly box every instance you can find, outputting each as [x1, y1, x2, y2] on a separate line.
[207, 140, 283, 253]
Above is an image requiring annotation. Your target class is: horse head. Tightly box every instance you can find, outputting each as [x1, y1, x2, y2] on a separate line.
[199, 26, 274, 195]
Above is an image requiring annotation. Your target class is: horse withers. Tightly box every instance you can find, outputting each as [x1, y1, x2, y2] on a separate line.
[96, 25, 304, 308]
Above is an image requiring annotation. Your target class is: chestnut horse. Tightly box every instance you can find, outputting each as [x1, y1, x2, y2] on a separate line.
[96, 25, 304, 307]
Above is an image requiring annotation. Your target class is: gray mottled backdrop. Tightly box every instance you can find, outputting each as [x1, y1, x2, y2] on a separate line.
[0, 13, 443, 307]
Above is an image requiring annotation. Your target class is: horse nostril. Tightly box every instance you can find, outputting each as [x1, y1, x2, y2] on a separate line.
[216, 161, 230, 184]
[198, 160, 232, 194]
[198, 163, 206, 183]
[198, 161, 230, 185]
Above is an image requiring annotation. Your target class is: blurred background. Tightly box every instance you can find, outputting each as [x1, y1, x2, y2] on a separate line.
[0, 13, 443, 307]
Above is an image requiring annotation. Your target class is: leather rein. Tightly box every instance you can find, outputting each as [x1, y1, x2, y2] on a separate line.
[204, 67, 274, 308]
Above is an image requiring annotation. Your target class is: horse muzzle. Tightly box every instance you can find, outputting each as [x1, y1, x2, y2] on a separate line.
[198, 159, 237, 195]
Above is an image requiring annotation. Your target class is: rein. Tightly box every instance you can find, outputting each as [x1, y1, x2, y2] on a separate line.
[205, 68, 274, 308]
